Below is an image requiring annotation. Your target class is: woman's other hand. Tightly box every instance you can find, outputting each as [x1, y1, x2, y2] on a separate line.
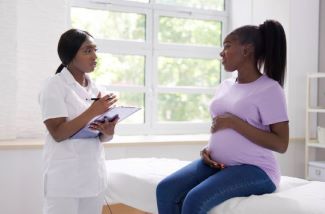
[200, 148, 225, 169]
[210, 113, 241, 133]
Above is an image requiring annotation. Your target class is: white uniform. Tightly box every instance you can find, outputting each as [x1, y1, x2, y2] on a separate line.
[39, 68, 108, 214]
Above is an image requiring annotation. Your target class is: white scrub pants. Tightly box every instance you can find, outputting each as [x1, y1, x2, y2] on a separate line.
[43, 192, 105, 214]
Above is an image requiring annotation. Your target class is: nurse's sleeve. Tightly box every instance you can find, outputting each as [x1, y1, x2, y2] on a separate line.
[39, 80, 68, 122]
[258, 84, 289, 126]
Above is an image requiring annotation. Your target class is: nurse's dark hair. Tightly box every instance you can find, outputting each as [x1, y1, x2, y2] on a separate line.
[56, 29, 93, 74]
[229, 20, 287, 87]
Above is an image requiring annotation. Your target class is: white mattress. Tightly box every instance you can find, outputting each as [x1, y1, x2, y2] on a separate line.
[105, 158, 325, 214]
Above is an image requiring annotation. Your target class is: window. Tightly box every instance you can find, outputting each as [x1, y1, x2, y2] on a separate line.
[71, 0, 228, 135]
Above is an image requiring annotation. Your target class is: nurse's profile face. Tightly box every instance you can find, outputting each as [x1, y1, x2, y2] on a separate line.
[71, 37, 98, 73]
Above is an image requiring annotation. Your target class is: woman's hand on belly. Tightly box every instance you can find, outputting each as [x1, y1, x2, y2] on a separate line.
[200, 148, 225, 169]
[211, 113, 241, 133]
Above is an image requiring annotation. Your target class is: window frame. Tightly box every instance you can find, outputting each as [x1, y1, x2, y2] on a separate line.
[71, 0, 229, 135]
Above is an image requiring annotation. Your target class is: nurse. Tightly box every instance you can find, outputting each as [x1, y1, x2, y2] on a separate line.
[39, 29, 118, 214]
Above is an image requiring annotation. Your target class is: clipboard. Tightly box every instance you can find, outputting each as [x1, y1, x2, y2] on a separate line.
[71, 106, 141, 139]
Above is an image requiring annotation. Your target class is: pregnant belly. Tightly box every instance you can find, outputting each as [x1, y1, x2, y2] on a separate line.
[208, 129, 252, 165]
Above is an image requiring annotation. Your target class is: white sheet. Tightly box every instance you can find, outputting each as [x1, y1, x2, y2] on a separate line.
[105, 158, 325, 214]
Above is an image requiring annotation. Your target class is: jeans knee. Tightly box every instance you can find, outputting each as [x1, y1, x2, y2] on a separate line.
[182, 190, 205, 214]
[156, 178, 171, 201]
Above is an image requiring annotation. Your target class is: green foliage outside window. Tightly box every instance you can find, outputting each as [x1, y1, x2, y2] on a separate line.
[158, 57, 220, 87]
[92, 53, 145, 86]
[159, 17, 222, 47]
[157, 0, 224, 10]
[71, 8, 145, 41]
[158, 93, 213, 122]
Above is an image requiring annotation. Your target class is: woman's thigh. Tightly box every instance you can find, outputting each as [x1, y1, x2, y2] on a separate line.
[156, 159, 219, 201]
[182, 164, 276, 214]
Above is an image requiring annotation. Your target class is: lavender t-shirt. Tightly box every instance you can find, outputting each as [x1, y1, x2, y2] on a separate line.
[207, 75, 288, 187]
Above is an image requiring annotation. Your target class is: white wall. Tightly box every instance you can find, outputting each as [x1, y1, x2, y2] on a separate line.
[0, 0, 70, 139]
[0, 0, 70, 212]
[0, 149, 43, 214]
[0, 0, 18, 139]
[16, 0, 72, 138]
[319, 0, 325, 126]
[287, 0, 319, 138]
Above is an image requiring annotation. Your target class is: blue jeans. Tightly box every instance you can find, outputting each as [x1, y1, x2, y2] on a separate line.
[156, 159, 276, 214]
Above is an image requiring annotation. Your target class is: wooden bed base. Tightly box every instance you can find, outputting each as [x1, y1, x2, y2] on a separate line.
[102, 203, 150, 214]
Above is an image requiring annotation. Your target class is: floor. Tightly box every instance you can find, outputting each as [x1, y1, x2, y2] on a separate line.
[102, 203, 149, 214]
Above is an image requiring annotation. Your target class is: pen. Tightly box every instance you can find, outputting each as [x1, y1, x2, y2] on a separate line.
[88, 96, 114, 101]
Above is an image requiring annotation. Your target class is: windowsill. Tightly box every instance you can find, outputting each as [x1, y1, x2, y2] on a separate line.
[0, 134, 209, 150]
[0, 135, 304, 150]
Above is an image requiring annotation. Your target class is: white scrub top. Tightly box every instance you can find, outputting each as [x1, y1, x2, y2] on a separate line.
[39, 68, 108, 198]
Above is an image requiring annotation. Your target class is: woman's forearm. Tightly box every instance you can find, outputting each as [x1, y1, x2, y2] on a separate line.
[45, 108, 96, 142]
[231, 118, 289, 153]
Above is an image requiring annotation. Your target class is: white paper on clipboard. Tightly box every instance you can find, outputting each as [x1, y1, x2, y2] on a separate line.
[71, 106, 141, 139]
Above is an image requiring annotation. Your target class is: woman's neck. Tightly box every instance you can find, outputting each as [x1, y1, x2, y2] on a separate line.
[68, 68, 87, 87]
[236, 63, 261, 84]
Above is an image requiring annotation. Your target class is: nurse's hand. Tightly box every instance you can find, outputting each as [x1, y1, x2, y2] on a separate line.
[88, 116, 119, 138]
[88, 92, 118, 116]
[200, 148, 225, 169]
